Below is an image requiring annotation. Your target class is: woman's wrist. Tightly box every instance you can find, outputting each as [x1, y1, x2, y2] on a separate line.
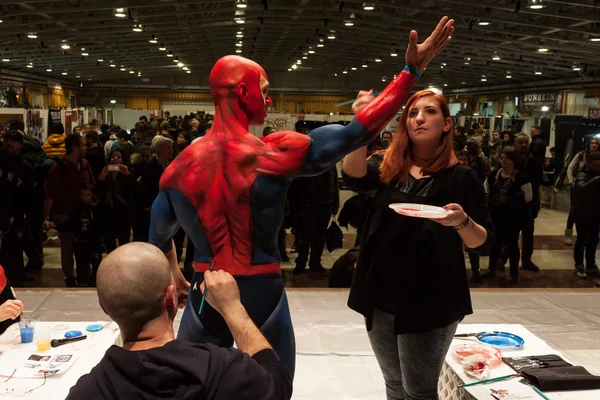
[403, 65, 423, 79]
[454, 214, 470, 231]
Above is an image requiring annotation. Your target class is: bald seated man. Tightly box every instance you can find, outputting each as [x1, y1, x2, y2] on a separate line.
[67, 243, 292, 400]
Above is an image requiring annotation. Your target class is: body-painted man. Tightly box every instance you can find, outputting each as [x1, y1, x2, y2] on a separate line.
[149, 17, 454, 377]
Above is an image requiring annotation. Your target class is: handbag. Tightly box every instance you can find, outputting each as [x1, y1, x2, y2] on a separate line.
[325, 218, 344, 253]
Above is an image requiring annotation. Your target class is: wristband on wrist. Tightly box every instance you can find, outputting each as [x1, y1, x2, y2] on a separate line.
[404, 65, 423, 79]
[454, 215, 471, 231]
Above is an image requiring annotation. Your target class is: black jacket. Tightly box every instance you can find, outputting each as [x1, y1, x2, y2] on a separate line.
[343, 157, 494, 334]
[139, 157, 166, 211]
[530, 136, 546, 164]
[574, 166, 600, 218]
[66, 340, 292, 400]
[0, 153, 33, 226]
[86, 146, 106, 180]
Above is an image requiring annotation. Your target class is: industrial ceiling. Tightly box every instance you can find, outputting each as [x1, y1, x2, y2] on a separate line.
[0, 0, 599, 93]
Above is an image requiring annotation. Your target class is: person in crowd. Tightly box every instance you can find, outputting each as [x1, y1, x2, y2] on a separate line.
[112, 130, 139, 167]
[73, 126, 82, 136]
[164, 111, 171, 119]
[175, 131, 192, 156]
[66, 243, 292, 399]
[501, 130, 514, 149]
[541, 147, 556, 208]
[513, 133, 542, 272]
[491, 130, 502, 153]
[343, 88, 493, 400]
[367, 138, 384, 156]
[44, 134, 94, 287]
[454, 125, 467, 152]
[138, 115, 149, 129]
[0, 265, 23, 335]
[97, 149, 136, 253]
[43, 123, 67, 159]
[455, 149, 469, 166]
[85, 130, 107, 179]
[490, 149, 501, 170]
[149, 117, 159, 131]
[136, 136, 173, 242]
[190, 119, 201, 137]
[465, 136, 491, 283]
[131, 127, 151, 147]
[72, 184, 104, 287]
[529, 126, 546, 162]
[572, 151, 600, 279]
[381, 131, 393, 149]
[290, 165, 339, 275]
[564, 138, 599, 245]
[159, 121, 171, 137]
[483, 149, 532, 283]
[0, 131, 34, 287]
[104, 125, 120, 159]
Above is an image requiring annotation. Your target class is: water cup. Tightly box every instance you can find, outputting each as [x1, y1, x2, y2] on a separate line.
[19, 319, 36, 344]
[35, 327, 51, 352]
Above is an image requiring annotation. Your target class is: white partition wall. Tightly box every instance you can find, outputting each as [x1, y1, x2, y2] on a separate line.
[112, 109, 151, 131]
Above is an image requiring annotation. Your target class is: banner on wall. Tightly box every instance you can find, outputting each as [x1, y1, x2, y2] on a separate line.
[588, 107, 600, 119]
[48, 108, 61, 134]
[64, 110, 78, 134]
[26, 110, 44, 142]
[520, 92, 562, 113]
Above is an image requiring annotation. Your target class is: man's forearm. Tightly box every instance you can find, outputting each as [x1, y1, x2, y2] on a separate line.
[223, 304, 272, 357]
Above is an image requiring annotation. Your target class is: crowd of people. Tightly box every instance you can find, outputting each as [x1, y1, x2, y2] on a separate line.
[0, 113, 213, 287]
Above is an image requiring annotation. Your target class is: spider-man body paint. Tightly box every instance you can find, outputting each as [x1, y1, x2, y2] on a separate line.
[149, 56, 419, 377]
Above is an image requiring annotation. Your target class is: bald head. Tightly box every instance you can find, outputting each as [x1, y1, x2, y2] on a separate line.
[97, 243, 173, 334]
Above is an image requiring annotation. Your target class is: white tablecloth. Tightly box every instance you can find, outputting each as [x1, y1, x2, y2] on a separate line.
[0, 321, 119, 399]
[445, 324, 600, 400]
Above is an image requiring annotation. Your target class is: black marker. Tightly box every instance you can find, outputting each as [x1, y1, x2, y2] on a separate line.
[51, 335, 87, 347]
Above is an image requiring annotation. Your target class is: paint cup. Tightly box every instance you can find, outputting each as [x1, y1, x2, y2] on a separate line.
[35, 327, 51, 351]
[19, 319, 36, 344]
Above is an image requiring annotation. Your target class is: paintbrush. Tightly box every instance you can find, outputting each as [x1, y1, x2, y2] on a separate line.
[198, 260, 214, 316]
[458, 373, 520, 388]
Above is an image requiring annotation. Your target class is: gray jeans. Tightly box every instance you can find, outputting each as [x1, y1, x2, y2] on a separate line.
[368, 308, 458, 400]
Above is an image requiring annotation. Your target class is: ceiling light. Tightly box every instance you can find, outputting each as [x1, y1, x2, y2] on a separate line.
[572, 65, 581, 71]
[535, 71, 542, 75]
[173, 56, 179, 62]
[159, 44, 166, 51]
[308, 49, 315, 54]
[291, 64, 297, 70]
[538, 47, 549, 52]
[492, 53, 501, 60]
[76, 74, 81, 78]
[110, 100, 117, 104]
[62, 71, 67, 75]
[351, 67, 357, 70]
[288, 68, 292, 71]
[317, 39, 325, 48]
[382, 76, 386, 82]
[296, 60, 302, 64]
[302, 56, 307, 59]
[390, 51, 398, 57]
[362, 64, 368, 68]
[236, 33, 244, 38]
[236, 0, 248, 8]
[527, 0, 546, 9]
[440, 65, 444, 69]
[342, 70, 348, 74]
[129, 70, 135, 74]
[133, 24, 143, 32]
[327, 31, 336, 40]
[27, 63, 33, 68]
[375, 57, 382, 62]
[344, 20, 354, 27]
[114, 8, 127, 18]
[464, 62, 469, 65]
[235, 49, 242, 53]
[235, 17, 246, 24]
[363, 3, 375, 11]
[166, 52, 174, 57]
[506, 75, 512, 78]
[443, 83, 448, 87]
[541, 105, 549, 112]
[61, 43, 70, 50]
[236, 42, 243, 47]
[481, 78, 487, 82]
[477, 20, 490, 26]
[176, 62, 183, 68]
[590, 37, 600, 42]
[120, 67, 126, 71]
[149, 35, 158, 44]
[183, 66, 189, 70]
[98, 59, 104, 62]
[237, 31, 243, 35]
[46, 67, 52, 72]
[109, 63, 116, 67]
[27, 32, 37, 39]
[186, 70, 191, 74]
[1, 58, 9, 62]
[82, 52, 89, 56]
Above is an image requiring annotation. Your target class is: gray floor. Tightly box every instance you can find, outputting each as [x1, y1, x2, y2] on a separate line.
[13, 289, 600, 399]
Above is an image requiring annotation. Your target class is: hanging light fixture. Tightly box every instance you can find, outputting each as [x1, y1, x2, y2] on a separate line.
[159, 44, 167, 51]
[177, 62, 184, 67]
[344, 13, 356, 26]
[1, 58, 9, 62]
[362, 64, 368, 68]
[133, 24, 143, 32]
[149, 35, 158, 44]
[173, 56, 179, 62]
[186, 70, 191, 74]
[390, 50, 398, 57]
[62, 71, 68, 75]
[114, 8, 127, 18]
[97, 59, 104, 62]
[46, 67, 52, 72]
[27, 62, 33, 68]
[166, 51, 174, 57]
[362, 3, 375, 11]
[572, 64, 581, 71]
[61, 43, 70, 50]
[477, 20, 490, 26]
[327, 30, 336, 40]
[235, 49, 242, 53]
[534, 66, 542, 75]
[27, 32, 38, 39]
[374, 57, 382, 62]
[527, 0, 546, 9]
[317, 39, 325, 48]
[590, 37, 600, 42]
[236, 0, 248, 9]
[492, 53, 501, 60]
[129, 70, 135, 74]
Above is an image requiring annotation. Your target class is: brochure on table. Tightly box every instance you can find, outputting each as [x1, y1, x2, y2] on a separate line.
[0, 352, 78, 378]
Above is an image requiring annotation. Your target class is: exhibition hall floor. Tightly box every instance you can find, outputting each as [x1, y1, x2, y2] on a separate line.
[14, 288, 600, 400]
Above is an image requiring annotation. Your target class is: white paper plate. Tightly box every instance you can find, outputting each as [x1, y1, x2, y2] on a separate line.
[389, 203, 452, 219]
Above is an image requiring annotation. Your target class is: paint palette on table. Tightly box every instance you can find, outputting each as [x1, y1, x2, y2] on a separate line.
[389, 203, 452, 219]
[455, 331, 525, 350]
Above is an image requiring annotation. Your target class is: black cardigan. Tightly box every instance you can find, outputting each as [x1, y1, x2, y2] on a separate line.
[343, 155, 495, 334]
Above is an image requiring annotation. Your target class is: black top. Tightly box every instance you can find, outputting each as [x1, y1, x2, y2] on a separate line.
[67, 340, 292, 400]
[0, 154, 33, 225]
[85, 146, 106, 179]
[487, 168, 531, 219]
[139, 157, 166, 211]
[343, 155, 494, 334]
[71, 202, 105, 242]
[574, 166, 600, 218]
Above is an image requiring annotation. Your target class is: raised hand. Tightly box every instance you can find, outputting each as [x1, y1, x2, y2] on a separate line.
[352, 89, 376, 114]
[406, 16, 454, 72]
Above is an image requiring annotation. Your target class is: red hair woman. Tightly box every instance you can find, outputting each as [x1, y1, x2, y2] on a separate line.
[343, 90, 494, 399]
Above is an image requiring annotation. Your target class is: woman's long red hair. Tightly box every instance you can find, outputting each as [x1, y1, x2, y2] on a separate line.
[380, 90, 458, 184]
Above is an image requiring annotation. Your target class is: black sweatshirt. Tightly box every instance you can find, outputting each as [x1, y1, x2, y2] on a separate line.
[66, 340, 292, 400]
[343, 155, 495, 334]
